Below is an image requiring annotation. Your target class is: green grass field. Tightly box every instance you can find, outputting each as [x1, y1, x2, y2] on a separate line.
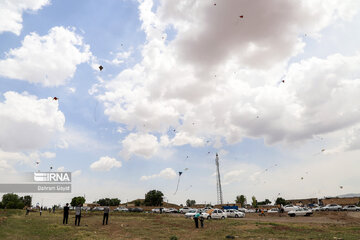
[1, 210, 360, 239]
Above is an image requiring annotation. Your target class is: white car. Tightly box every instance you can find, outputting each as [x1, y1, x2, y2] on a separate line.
[283, 205, 300, 212]
[322, 204, 342, 211]
[185, 210, 210, 219]
[343, 205, 360, 211]
[237, 208, 247, 213]
[209, 209, 227, 219]
[312, 206, 322, 211]
[268, 208, 279, 213]
[92, 207, 104, 211]
[179, 207, 192, 213]
[245, 209, 255, 213]
[152, 208, 161, 213]
[288, 208, 313, 217]
[225, 209, 245, 218]
[114, 207, 128, 212]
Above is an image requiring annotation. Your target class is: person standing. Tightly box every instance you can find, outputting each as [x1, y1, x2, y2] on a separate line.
[75, 204, 81, 226]
[52, 205, 56, 213]
[103, 206, 109, 225]
[40, 206, 42, 216]
[193, 212, 200, 228]
[200, 215, 204, 228]
[63, 203, 69, 224]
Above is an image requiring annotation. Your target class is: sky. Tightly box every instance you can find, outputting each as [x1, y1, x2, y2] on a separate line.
[1, 0, 360, 207]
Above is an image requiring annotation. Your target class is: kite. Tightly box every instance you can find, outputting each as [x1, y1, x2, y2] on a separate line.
[340, 186, 343, 189]
[321, 149, 325, 152]
[50, 167, 53, 170]
[239, 15, 244, 18]
[174, 171, 183, 195]
[53, 97, 58, 101]
[214, 3, 216, 6]
[282, 80, 285, 83]
[301, 177, 304, 180]
[99, 65, 103, 71]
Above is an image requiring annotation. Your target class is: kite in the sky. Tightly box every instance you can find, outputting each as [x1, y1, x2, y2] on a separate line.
[340, 186, 343, 189]
[239, 15, 244, 18]
[214, 3, 216, 6]
[174, 171, 183, 195]
[301, 177, 304, 180]
[53, 97, 58, 101]
[99, 65, 103, 71]
[321, 149, 325, 152]
[282, 80, 285, 83]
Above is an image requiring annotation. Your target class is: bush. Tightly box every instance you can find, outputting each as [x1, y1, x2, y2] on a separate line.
[170, 236, 178, 240]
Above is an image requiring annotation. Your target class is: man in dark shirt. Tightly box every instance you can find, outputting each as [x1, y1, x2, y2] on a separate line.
[103, 206, 110, 225]
[63, 203, 69, 224]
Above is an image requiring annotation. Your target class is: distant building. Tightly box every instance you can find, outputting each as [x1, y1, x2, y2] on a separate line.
[286, 198, 318, 206]
[320, 197, 360, 206]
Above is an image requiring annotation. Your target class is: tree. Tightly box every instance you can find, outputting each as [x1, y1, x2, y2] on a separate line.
[275, 197, 287, 206]
[20, 195, 32, 207]
[1, 193, 25, 209]
[144, 190, 164, 206]
[109, 198, 121, 206]
[235, 195, 247, 206]
[186, 199, 196, 207]
[258, 199, 271, 205]
[134, 200, 142, 206]
[251, 196, 257, 208]
[70, 196, 85, 207]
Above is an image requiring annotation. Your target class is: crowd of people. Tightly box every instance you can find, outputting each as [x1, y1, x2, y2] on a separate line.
[25, 203, 111, 226]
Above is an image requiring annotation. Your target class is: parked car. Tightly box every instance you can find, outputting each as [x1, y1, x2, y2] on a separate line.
[209, 208, 227, 219]
[343, 205, 360, 211]
[179, 207, 192, 213]
[128, 207, 143, 212]
[185, 209, 210, 219]
[322, 204, 342, 211]
[92, 207, 104, 211]
[312, 206, 323, 211]
[113, 207, 128, 212]
[151, 208, 161, 213]
[237, 208, 247, 213]
[267, 208, 279, 213]
[167, 208, 179, 213]
[245, 209, 255, 213]
[288, 208, 313, 217]
[225, 209, 245, 218]
[283, 205, 300, 212]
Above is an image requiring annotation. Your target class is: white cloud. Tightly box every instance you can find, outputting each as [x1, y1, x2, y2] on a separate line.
[107, 50, 133, 65]
[41, 152, 56, 159]
[0, 0, 49, 35]
[0, 91, 65, 151]
[67, 87, 76, 93]
[140, 167, 176, 181]
[57, 166, 65, 172]
[0, 26, 91, 86]
[120, 133, 160, 159]
[90, 156, 122, 171]
[72, 169, 82, 177]
[95, 0, 360, 154]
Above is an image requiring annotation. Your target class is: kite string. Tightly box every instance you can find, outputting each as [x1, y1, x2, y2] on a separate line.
[174, 175, 181, 195]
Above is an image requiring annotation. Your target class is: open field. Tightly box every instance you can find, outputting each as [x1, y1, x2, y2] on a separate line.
[1, 210, 360, 239]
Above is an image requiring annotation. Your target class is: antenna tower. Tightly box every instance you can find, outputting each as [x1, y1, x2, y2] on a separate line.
[215, 153, 223, 204]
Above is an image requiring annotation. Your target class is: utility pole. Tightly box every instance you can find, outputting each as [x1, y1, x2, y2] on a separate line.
[215, 153, 223, 205]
